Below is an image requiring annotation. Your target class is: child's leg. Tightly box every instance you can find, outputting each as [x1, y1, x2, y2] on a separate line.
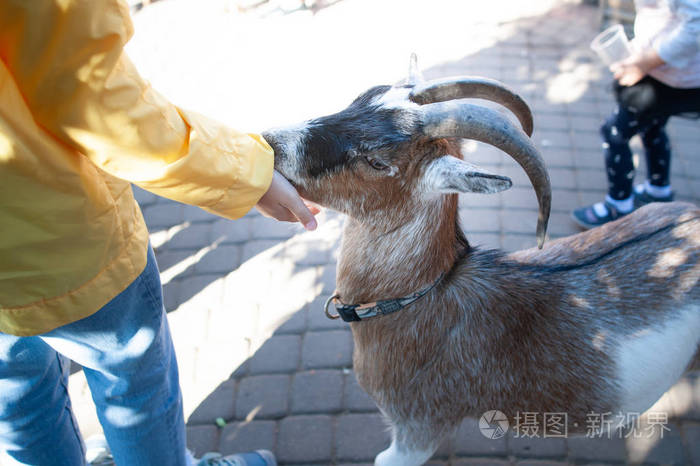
[41, 246, 189, 466]
[572, 105, 640, 228]
[640, 116, 671, 190]
[601, 105, 639, 202]
[0, 335, 87, 465]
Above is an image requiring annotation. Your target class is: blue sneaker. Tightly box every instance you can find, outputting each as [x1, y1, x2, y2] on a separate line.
[197, 450, 277, 466]
[633, 184, 674, 208]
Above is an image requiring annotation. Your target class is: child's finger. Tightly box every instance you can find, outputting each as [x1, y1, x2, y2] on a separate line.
[284, 197, 318, 231]
[304, 200, 322, 215]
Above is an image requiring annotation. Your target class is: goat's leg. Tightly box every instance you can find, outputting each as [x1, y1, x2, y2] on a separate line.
[374, 441, 434, 466]
[374, 421, 441, 466]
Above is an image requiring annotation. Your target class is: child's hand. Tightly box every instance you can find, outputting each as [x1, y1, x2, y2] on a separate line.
[610, 49, 665, 86]
[255, 170, 320, 230]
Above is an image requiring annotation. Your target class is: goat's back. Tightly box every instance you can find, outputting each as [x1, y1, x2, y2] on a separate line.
[510, 201, 700, 318]
[500, 201, 699, 356]
[514, 202, 697, 266]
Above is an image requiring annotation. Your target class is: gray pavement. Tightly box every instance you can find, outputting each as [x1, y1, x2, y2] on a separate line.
[70, 0, 700, 464]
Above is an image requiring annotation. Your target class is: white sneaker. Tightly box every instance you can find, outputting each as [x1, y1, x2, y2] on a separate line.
[85, 434, 115, 466]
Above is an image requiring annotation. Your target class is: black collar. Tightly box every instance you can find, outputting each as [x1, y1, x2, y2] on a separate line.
[324, 273, 445, 322]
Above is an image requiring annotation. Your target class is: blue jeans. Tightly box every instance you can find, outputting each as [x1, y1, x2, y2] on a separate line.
[0, 246, 188, 465]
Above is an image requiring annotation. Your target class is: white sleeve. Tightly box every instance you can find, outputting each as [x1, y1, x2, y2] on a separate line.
[655, 0, 700, 67]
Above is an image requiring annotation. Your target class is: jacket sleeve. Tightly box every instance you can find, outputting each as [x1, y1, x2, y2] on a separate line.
[0, 0, 273, 219]
[654, 0, 700, 68]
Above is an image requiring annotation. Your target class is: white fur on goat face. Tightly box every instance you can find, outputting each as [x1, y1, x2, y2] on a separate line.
[371, 85, 421, 112]
[263, 121, 309, 188]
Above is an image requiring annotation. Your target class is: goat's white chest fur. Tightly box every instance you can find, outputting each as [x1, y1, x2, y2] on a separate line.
[616, 305, 700, 414]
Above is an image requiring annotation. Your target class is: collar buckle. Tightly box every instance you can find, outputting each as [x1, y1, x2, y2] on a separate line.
[324, 294, 342, 320]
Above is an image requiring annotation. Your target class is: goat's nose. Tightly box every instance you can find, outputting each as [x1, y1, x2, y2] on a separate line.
[262, 132, 289, 172]
[262, 131, 281, 156]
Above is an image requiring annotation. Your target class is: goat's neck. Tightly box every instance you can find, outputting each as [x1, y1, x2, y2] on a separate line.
[336, 194, 464, 304]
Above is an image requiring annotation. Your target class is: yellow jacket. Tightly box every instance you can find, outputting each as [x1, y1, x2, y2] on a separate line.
[0, 0, 274, 336]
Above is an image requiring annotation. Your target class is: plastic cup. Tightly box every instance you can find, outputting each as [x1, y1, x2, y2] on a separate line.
[590, 24, 632, 66]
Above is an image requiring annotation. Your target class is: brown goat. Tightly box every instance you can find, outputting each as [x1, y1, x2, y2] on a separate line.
[262, 56, 700, 465]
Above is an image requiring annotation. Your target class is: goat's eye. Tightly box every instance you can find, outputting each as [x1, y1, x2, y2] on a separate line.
[365, 156, 388, 170]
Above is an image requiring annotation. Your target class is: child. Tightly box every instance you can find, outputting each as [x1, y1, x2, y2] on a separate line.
[572, 0, 700, 228]
[0, 1, 317, 465]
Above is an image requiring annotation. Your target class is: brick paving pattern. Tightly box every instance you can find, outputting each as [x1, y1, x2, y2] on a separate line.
[67, 0, 700, 464]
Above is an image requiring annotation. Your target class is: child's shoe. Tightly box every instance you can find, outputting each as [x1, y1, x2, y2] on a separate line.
[633, 184, 674, 208]
[572, 201, 629, 229]
[197, 450, 277, 466]
[86, 434, 114, 466]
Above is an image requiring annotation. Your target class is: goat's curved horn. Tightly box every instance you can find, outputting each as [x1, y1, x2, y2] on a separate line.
[420, 101, 550, 248]
[410, 77, 534, 137]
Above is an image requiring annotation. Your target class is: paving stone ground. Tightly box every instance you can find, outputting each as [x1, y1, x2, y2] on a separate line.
[68, 0, 700, 464]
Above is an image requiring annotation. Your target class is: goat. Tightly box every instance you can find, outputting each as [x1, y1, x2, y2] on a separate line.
[262, 56, 700, 466]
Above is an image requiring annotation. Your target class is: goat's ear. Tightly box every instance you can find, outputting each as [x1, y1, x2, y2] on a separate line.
[423, 155, 513, 194]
